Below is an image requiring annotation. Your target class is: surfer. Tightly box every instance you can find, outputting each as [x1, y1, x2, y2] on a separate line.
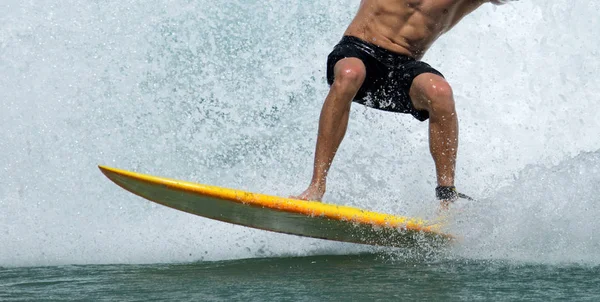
[294, 0, 509, 207]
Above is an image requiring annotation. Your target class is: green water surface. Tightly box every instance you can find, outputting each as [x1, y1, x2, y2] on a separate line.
[1, 254, 598, 301]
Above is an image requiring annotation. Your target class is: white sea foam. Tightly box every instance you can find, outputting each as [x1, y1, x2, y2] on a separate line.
[1, 0, 599, 266]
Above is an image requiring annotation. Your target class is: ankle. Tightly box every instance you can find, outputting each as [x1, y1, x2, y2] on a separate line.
[309, 180, 326, 191]
[436, 185, 458, 201]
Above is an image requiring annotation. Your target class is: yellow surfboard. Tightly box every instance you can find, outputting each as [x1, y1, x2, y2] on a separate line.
[99, 165, 453, 248]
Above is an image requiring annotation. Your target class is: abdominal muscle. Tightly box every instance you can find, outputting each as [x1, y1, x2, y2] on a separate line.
[344, 0, 476, 59]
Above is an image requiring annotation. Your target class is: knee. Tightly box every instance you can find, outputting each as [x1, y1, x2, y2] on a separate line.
[423, 79, 455, 116]
[332, 59, 366, 88]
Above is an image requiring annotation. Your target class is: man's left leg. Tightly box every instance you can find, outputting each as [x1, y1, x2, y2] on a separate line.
[409, 73, 459, 205]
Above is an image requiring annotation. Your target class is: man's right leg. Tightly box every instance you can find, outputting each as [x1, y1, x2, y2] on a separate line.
[293, 57, 366, 201]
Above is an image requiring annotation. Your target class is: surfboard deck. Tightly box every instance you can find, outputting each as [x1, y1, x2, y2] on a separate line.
[98, 165, 453, 248]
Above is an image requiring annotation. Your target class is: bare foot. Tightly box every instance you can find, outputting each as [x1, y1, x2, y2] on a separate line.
[439, 200, 451, 211]
[290, 184, 325, 202]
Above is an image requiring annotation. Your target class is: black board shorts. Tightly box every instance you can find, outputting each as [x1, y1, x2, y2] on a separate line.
[326, 36, 444, 121]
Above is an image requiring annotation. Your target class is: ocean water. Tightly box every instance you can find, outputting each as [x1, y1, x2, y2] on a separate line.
[1, 0, 600, 300]
[2, 255, 600, 301]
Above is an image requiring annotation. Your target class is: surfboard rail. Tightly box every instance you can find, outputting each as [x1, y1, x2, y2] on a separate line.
[99, 165, 453, 247]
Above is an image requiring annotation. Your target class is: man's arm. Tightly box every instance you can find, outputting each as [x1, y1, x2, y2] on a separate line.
[446, 1, 486, 31]
[488, 0, 514, 5]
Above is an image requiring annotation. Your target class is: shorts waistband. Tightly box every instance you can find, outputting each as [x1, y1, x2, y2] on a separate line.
[340, 36, 415, 67]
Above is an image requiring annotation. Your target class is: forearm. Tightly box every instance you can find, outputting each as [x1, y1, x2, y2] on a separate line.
[488, 0, 517, 5]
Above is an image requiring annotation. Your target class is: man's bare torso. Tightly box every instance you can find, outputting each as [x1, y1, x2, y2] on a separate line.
[344, 0, 488, 59]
